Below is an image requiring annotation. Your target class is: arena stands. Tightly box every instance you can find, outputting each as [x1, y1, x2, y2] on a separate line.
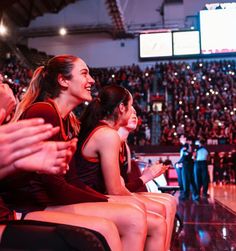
[0, 46, 235, 147]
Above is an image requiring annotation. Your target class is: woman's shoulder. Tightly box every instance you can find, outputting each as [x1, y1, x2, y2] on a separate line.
[93, 126, 120, 144]
[21, 101, 60, 127]
[96, 125, 118, 135]
[26, 101, 55, 112]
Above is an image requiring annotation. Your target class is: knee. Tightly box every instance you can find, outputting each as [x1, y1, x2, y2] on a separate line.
[152, 214, 167, 237]
[97, 218, 119, 237]
[126, 205, 147, 236]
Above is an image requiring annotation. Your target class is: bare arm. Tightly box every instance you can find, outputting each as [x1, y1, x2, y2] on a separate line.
[96, 128, 131, 195]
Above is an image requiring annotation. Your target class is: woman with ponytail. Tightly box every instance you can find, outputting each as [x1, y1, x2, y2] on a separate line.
[69, 85, 167, 251]
[3, 55, 148, 251]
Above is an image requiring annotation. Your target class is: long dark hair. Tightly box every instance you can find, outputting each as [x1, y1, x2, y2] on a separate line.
[13, 55, 80, 134]
[79, 85, 131, 137]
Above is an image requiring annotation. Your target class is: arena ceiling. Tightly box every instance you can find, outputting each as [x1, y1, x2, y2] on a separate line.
[0, 0, 76, 27]
[0, 0, 184, 39]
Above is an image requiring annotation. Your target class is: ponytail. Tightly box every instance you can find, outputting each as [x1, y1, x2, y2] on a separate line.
[79, 98, 102, 137]
[12, 66, 44, 121]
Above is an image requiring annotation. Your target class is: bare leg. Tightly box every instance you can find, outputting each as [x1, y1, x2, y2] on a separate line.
[109, 194, 167, 251]
[139, 192, 177, 250]
[146, 212, 167, 251]
[134, 193, 166, 217]
[46, 202, 147, 251]
[25, 210, 122, 251]
[141, 192, 178, 208]
[141, 193, 176, 250]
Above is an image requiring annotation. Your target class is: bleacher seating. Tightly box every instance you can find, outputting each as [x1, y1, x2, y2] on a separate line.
[0, 47, 235, 147]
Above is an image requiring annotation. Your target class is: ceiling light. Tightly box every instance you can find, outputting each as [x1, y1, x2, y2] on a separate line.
[59, 27, 67, 36]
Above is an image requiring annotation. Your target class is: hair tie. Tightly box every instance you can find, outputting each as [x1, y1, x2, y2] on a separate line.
[41, 65, 48, 78]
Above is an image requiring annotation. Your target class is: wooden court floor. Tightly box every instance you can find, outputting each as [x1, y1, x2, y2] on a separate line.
[171, 184, 236, 251]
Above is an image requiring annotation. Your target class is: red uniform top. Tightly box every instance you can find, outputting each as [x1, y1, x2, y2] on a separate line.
[0, 100, 107, 214]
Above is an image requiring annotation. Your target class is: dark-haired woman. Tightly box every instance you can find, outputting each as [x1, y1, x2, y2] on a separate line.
[5, 55, 148, 251]
[72, 85, 167, 251]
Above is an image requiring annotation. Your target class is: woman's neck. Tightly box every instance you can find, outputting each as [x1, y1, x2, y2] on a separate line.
[100, 119, 120, 130]
[53, 95, 78, 118]
[117, 127, 129, 142]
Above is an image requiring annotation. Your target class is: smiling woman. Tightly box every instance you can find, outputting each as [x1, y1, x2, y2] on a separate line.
[13, 55, 94, 133]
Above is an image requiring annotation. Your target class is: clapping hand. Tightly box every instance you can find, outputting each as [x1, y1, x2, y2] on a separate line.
[140, 163, 169, 184]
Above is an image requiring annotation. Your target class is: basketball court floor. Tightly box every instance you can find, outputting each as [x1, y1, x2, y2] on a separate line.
[172, 184, 236, 250]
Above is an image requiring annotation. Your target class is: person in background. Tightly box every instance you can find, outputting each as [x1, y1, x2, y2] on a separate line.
[213, 152, 220, 185]
[174, 161, 184, 200]
[163, 156, 173, 168]
[194, 140, 209, 199]
[207, 154, 214, 184]
[177, 135, 199, 201]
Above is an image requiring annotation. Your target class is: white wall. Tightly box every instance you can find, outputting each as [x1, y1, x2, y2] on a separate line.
[164, 3, 184, 28]
[29, 33, 141, 68]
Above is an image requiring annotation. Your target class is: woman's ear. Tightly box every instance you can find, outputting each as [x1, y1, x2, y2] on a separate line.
[57, 74, 69, 88]
[118, 102, 126, 114]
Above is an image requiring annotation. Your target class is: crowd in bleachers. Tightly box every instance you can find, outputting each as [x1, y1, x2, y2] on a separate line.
[209, 150, 236, 185]
[0, 49, 236, 146]
[0, 54, 32, 100]
[90, 60, 236, 146]
[158, 61, 236, 146]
